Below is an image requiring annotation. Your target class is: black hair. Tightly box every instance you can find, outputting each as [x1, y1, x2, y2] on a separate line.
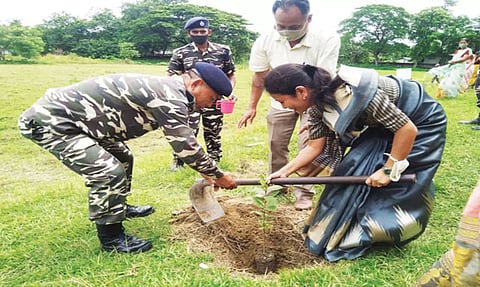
[272, 0, 310, 17]
[264, 63, 343, 112]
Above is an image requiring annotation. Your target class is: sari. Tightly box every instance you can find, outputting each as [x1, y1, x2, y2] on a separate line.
[428, 48, 473, 97]
[304, 67, 447, 262]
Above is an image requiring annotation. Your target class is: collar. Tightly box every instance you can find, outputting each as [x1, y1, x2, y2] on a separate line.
[190, 42, 210, 52]
[186, 91, 195, 112]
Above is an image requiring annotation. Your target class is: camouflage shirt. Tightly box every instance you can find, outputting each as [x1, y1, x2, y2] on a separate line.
[167, 41, 235, 76]
[20, 74, 225, 178]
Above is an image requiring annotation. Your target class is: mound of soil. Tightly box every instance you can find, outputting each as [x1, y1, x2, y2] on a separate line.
[170, 195, 324, 275]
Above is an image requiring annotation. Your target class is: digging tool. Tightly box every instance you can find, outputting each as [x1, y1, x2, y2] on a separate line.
[189, 174, 416, 223]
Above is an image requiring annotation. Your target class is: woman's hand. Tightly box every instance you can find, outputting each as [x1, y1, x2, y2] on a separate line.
[365, 168, 391, 188]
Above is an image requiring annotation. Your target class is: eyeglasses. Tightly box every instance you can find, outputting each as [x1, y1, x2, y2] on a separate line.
[189, 29, 209, 35]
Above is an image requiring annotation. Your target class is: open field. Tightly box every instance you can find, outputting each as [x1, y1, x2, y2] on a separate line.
[0, 63, 479, 286]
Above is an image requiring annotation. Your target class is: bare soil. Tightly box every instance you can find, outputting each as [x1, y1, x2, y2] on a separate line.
[170, 195, 324, 276]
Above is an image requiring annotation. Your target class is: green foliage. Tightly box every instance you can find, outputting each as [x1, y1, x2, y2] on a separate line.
[252, 176, 285, 229]
[118, 2, 256, 61]
[0, 21, 44, 60]
[119, 42, 141, 60]
[338, 4, 411, 65]
[3, 1, 479, 64]
[410, 7, 478, 64]
[251, 176, 287, 254]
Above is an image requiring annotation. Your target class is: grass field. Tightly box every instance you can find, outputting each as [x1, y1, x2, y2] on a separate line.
[1, 61, 479, 286]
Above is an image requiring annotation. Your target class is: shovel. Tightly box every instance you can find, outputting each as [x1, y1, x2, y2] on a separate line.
[189, 174, 416, 223]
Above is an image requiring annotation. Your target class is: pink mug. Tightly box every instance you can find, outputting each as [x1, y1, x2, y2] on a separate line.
[216, 99, 235, 114]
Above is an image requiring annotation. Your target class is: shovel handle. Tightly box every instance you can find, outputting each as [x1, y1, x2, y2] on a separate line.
[233, 174, 416, 186]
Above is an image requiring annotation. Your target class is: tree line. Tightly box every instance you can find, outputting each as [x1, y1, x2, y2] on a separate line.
[339, 3, 480, 66]
[0, 0, 479, 66]
[0, 0, 257, 62]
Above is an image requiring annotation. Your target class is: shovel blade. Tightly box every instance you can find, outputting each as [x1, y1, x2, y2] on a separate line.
[189, 180, 225, 223]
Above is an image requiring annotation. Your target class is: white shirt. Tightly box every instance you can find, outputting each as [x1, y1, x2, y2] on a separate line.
[249, 29, 340, 110]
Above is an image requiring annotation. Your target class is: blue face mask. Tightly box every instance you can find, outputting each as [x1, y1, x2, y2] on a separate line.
[459, 43, 467, 49]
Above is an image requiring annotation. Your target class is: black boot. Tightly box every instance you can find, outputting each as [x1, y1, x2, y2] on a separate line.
[126, 204, 155, 218]
[96, 223, 152, 253]
[459, 113, 480, 124]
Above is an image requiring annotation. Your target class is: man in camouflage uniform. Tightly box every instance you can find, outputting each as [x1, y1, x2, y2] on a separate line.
[18, 62, 238, 253]
[167, 16, 236, 171]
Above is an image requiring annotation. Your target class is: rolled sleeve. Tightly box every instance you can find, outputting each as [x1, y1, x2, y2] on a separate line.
[365, 90, 410, 133]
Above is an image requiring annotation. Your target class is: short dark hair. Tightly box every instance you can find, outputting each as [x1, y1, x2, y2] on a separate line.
[272, 0, 310, 17]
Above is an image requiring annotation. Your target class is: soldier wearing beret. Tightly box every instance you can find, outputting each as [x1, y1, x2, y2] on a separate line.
[167, 16, 236, 171]
[18, 62, 238, 253]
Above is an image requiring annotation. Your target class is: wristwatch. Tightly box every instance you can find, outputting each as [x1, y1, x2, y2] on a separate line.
[383, 167, 392, 175]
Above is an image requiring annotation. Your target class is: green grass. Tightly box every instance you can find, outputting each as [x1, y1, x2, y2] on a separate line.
[1, 60, 479, 286]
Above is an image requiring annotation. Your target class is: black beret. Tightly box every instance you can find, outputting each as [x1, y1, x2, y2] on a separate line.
[184, 17, 209, 30]
[194, 62, 232, 97]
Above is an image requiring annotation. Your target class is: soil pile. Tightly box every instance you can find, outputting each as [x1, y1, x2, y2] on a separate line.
[170, 195, 323, 275]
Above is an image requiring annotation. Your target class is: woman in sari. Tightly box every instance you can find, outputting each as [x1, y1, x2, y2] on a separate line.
[414, 180, 480, 286]
[428, 38, 473, 98]
[265, 63, 447, 262]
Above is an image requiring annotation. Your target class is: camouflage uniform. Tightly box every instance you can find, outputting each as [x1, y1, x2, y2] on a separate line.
[18, 74, 225, 225]
[168, 41, 235, 163]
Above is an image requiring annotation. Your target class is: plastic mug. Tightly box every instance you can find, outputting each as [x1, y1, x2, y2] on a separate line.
[216, 99, 235, 114]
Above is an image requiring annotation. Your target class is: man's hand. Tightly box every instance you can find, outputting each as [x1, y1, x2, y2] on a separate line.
[214, 173, 237, 189]
[237, 108, 257, 128]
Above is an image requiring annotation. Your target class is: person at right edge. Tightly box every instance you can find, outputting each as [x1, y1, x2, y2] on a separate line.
[459, 51, 480, 130]
[413, 180, 479, 286]
[237, 0, 340, 210]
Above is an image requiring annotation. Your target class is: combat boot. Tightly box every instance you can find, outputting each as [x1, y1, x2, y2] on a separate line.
[96, 223, 152, 253]
[126, 204, 155, 218]
[459, 113, 480, 124]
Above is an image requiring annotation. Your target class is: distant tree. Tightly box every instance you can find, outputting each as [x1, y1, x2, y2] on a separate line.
[338, 32, 370, 64]
[121, 2, 256, 61]
[72, 9, 125, 59]
[40, 13, 88, 54]
[410, 7, 476, 64]
[0, 21, 44, 60]
[338, 4, 411, 65]
[118, 42, 140, 59]
[120, 0, 188, 57]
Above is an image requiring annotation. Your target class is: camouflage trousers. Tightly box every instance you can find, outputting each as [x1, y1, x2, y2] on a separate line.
[18, 115, 132, 225]
[173, 104, 223, 163]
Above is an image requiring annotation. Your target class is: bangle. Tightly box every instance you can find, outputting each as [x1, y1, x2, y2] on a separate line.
[384, 153, 399, 163]
[384, 153, 409, 182]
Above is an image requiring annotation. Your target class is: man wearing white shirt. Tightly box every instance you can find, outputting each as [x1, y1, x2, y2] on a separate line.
[238, 0, 340, 210]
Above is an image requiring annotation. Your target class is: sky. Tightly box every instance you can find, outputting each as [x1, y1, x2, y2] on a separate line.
[0, 0, 478, 34]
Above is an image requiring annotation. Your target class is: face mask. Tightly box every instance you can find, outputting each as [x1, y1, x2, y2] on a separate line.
[459, 43, 467, 49]
[277, 24, 308, 41]
[190, 35, 208, 45]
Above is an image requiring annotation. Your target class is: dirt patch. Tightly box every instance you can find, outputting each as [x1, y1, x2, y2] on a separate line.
[170, 195, 324, 275]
